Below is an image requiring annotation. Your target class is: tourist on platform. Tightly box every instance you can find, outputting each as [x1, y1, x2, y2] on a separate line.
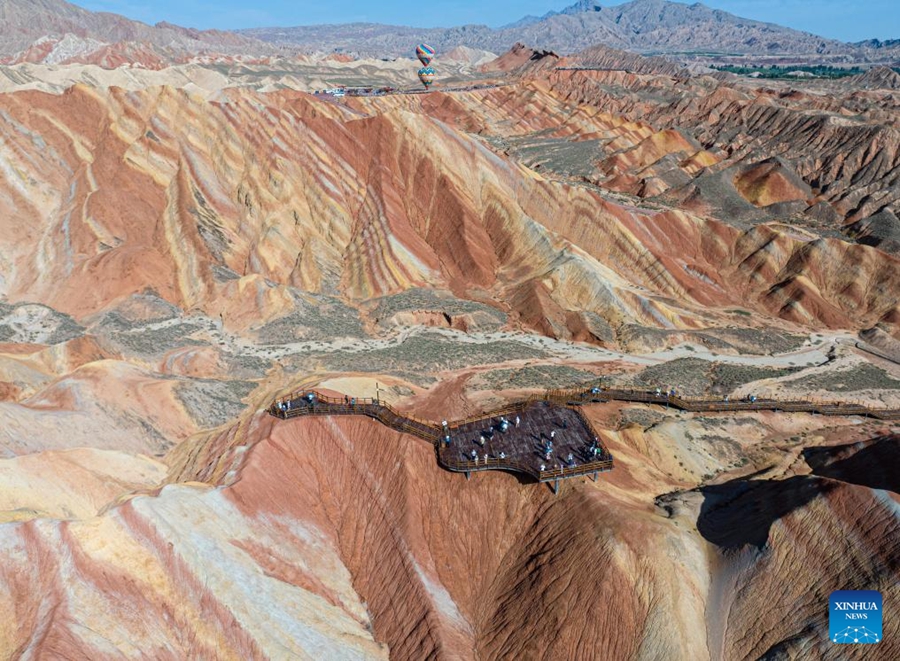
[550, 430, 556, 440]
[479, 435, 486, 446]
[499, 451, 506, 460]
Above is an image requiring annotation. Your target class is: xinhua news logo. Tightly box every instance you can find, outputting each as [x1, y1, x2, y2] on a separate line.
[829, 590, 882, 644]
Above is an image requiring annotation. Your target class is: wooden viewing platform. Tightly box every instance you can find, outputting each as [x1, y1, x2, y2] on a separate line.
[269, 383, 900, 492]
[440, 400, 613, 489]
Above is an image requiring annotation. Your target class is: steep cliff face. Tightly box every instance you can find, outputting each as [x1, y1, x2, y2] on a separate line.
[3, 409, 895, 659]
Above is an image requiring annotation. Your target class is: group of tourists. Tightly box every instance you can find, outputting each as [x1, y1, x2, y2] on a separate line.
[468, 449, 505, 465]
[654, 387, 678, 397]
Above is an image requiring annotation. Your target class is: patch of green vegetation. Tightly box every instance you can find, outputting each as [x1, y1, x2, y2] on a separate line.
[175, 378, 258, 429]
[784, 363, 900, 393]
[222, 354, 273, 379]
[309, 332, 550, 379]
[94, 294, 181, 332]
[617, 324, 806, 355]
[621, 357, 800, 396]
[701, 328, 807, 355]
[617, 408, 668, 429]
[709, 363, 798, 395]
[624, 357, 714, 394]
[369, 288, 506, 330]
[476, 365, 597, 391]
[508, 136, 604, 179]
[712, 64, 865, 79]
[107, 323, 205, 355]
[256, 293, 366, 343]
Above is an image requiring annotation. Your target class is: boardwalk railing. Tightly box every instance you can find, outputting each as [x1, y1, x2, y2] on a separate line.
[272, 392, 439, 441]
[533, 383, 900, 420]
[269, 390, 615, 482]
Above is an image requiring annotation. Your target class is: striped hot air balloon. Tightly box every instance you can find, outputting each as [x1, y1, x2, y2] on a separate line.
[416, 43, 435, 66]
[417, 66, 436, 89]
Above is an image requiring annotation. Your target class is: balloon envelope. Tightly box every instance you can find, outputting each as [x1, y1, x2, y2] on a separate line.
[416, 43, 435, 66]
[417, 66, 436, 88]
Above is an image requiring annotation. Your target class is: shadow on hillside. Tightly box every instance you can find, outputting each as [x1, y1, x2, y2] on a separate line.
[802, 435, 900, 494]
[697, 475, 836, 550]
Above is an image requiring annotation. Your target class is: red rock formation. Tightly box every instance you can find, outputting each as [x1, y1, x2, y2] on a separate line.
[540, 67, 900, 225]
[4, 406, 894, 658]
[0, 83, 897, 346]
[480, 42, 560, 75]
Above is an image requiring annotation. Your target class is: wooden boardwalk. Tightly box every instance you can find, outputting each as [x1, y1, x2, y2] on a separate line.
[269, 383, 900, 491]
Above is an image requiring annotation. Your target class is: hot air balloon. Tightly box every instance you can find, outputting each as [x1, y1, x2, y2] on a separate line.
[415, 43, 435, 66]
[417, 66, 436, 89]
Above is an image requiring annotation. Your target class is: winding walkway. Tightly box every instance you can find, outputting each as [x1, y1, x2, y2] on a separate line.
[269, 384, 900, 490]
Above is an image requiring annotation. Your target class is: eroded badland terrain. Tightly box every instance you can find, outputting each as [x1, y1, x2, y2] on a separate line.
[0, 3, 899, 659]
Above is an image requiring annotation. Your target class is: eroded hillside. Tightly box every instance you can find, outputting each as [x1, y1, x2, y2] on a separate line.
[0, 48, 898, 661]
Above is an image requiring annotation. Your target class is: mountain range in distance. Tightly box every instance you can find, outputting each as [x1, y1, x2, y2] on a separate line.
[0, 0, 899, 68]
[243, 0, 900, 63]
